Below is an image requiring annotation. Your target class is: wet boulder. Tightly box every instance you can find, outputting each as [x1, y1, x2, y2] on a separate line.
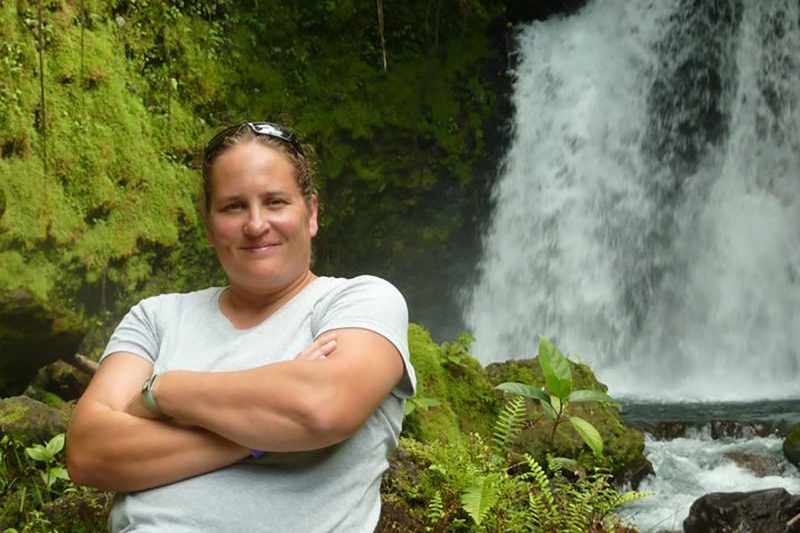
[724, 451, 783, 478]
[683, 488, 800, 533]
[0, 288, 86, 397]
[785, 425, 800, 470]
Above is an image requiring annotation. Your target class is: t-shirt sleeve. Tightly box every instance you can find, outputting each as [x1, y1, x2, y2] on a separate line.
[312, 276, 416, 398]
[100, 297, 160, 365]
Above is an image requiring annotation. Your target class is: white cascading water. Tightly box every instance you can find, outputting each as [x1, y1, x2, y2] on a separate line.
[464, 0, 800, 401]
[623, 430, 800, 530]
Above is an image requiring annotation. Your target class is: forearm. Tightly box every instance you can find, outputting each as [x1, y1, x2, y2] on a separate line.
[155, 360, 349, 452]
[67, 400, 249, 492]
[144, 329, 402, 454]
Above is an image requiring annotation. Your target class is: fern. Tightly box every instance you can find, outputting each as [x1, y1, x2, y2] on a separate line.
[460, 474, 500, 527]
[520, 454, 651, 532]
[425, 490, 444, 524]
[492, 395, 526, 453]
[523, 455, 556, 529]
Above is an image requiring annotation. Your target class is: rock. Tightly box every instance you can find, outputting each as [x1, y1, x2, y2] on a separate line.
[32, 359, 93, 401]
[623, 454, 656, 490]
[724, 451, 783, 478]
[0, 395, 70, 446]
[0, 288, 87, 396]
[640, 420, 774, 441]
[710, 420, 772, 439]
[683, 488, 800, 533]
[642, 420, 690, 440]
[785, 425, 800, 470]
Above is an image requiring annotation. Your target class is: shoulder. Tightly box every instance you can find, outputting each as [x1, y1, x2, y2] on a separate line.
[316, 274, 405, 298]
[312, 275, 415, 396]
[312, 275, 407, 313]
[130, 287, 222, 315]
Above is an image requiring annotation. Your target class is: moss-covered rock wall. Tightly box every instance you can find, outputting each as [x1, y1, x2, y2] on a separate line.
[1, 0, 515, 354]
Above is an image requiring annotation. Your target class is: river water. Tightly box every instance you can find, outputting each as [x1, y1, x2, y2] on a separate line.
[620, 400, 800, 531]
[462, 0, 800, 529]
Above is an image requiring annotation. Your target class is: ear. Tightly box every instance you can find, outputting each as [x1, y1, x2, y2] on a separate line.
[308, 194, 319, 238]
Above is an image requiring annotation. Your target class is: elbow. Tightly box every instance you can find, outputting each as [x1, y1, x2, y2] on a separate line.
[65, 430, 112, 490]
[65, 446, 92, 488]
[66, 448, 120, 492]
[303, 399, 364, 444]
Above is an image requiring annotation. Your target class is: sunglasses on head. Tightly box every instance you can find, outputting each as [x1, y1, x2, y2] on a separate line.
[204, 121, 305, 159]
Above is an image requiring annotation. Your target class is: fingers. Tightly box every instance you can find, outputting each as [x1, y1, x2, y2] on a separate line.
[295, 334, 338, 360]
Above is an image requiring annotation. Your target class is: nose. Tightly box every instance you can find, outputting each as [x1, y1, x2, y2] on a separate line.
[243, 208, 269, 237]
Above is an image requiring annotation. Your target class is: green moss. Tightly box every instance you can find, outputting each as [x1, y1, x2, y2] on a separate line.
[405, 324, 463, 444]
[404, 324, 504, 445]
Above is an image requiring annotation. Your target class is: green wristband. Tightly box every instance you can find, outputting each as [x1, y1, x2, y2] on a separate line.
[141, 374, 164, 417]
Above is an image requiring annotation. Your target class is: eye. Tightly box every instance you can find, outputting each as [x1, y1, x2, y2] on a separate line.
[266, 198, 287, 208]
[222, 202, 245, 212]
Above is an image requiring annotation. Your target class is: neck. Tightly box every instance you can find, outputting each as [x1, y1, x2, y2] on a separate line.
[221, 270, 317, 328]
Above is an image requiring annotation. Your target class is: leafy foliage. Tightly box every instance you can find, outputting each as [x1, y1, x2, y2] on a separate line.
[382, 332, 651, 532]
[23, 434, 69, 494]
[0, 432, 109, 531]
[496, 337, 617, 458]
[522, 455, 651, 533]
[393, 428, 649, 532]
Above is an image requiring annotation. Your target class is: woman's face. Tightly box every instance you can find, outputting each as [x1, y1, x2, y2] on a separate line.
[205, 141, 318, 294]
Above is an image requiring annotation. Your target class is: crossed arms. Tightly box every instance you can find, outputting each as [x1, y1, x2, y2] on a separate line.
[66, 329, 404, 493]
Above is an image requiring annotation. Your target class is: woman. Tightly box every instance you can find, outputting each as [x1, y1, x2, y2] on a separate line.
[66, 121, 416, 532]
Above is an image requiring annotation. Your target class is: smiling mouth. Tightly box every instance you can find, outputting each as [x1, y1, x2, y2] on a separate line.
[241, 243, 279, 251]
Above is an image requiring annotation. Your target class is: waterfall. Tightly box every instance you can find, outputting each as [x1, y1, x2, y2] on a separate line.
[464, 0, 800, 401]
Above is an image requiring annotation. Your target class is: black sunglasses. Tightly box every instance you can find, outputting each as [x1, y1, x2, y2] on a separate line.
[204, 121, 305, 159]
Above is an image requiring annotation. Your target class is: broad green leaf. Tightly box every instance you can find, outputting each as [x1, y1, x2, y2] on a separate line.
[496, 382, 549, 403]
[540, 400, 559, 420]
[50, 466, 70, 481]
[460, 475, 500, 526]
[568, 389, 616, 405]
[538, 337, 572, 400]
[568, 416, 603, 458]
[404, 402, 416, 416]
[46, 433, 65, 456]
[25, 445, 49, 463]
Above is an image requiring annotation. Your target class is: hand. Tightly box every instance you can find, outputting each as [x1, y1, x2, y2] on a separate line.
[295, 334, 337, 361]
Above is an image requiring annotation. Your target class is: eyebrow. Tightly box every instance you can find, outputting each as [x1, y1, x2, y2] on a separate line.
[215, 190, 291, 203]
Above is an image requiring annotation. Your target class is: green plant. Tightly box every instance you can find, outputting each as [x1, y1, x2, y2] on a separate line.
[522, 454, 650, 532]
[404, 396, 442, 417]
[24, 433, 70, 497]
[441, 332, 476, 369]
[390, 336, 648, 531]
[496, 337, 617, 457]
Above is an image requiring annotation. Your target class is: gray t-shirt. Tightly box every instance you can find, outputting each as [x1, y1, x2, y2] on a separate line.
[101, 275, 416, 533]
